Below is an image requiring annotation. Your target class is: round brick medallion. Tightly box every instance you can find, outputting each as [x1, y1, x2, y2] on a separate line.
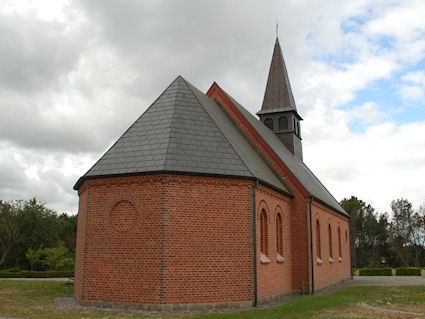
[109, 199, 139, 234]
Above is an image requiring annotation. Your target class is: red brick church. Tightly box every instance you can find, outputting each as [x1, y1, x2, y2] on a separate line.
[74, 38, 351, 311]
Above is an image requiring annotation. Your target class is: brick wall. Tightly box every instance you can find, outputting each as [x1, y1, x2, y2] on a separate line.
[75, 173, 301, 306]
[256, 185, 292, 300]
[312, 201, 351, 290]
[76, 174, 293, 306]
[164, 175, 253, 303]
[75, 175, 164, 304]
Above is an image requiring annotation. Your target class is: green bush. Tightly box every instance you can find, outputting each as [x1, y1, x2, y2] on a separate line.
[359, 268, 393, 276]
[0, 271, 74, 278]
[42, 243, 69, 271]
[395, 267, 421, 276]
[55, 257, 75, 271]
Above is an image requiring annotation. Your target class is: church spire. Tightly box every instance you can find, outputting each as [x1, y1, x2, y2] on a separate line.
[261, 38, 297, 113]
[257, 37, 303, 160]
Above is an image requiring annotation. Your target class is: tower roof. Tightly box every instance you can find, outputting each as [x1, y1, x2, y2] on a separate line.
[74, 76, 291, 195]
[259, 38, 298, 115]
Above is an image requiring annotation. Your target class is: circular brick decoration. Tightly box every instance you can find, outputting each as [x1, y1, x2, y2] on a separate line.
[109, 199, 139, 234]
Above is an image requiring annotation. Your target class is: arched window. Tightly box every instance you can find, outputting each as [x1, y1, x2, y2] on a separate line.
[328, 224, 333, 259]
[276, 213, 283, 256]
[316, 219, 321, 259]
[260, 210, 268, 256]
[264, 118, 273, 130]
[338, 227, 342, 258]
[278, 116, 288, 130]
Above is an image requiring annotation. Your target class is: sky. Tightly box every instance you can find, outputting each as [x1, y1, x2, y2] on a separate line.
[0, 0, 424, 215]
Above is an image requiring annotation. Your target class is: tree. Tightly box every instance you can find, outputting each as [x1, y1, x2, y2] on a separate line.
[57, 213, 77, 253]
[376, 213, 390, 265]
[42, 242, 69, 271]
[0, 198, 77, 270]
[340, 196, 387, 268]
[25, 247, 42, 271]
[390, 198, 415, 266]
[0, 201, 24, 268]
[411, 203, 425, 266]
[55, 257, 75, 271]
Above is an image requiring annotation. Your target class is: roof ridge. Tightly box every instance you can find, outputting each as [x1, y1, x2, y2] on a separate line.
[162, 77, 183, 170]
[205, 82, 293, 193]
[181, 78, 255, 178]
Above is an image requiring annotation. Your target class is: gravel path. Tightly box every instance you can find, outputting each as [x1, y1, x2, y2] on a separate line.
[348, 276, 425, 286]
[314, 276, 425, 295]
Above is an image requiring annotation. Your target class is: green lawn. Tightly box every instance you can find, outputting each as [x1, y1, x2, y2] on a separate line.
[0, 280, 424, 318]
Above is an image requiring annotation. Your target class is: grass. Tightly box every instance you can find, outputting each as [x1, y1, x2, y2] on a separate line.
[0, 280, 424, 318]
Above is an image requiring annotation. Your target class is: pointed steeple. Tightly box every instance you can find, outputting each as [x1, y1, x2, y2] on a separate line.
[261, 38, 297, 113]
[257, 38, 303, 160]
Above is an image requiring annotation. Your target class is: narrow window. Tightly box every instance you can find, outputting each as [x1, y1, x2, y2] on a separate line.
[345, 229, 348, 243]
[293, 118, 297, 134]
[264, 118, 273, 130]
[316, 219, 321, 259]
[297, 122, 301, 138]
[328, 224, 333, 258]
[338, 227, 342, 258]
[260, 210, 268, 256]
[276, 213, 283, 256]
[278, 116, 288, 130]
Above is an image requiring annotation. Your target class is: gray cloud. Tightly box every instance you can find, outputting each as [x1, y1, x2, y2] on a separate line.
[0, 13, 81, 93]
[0, 0, 424, 215]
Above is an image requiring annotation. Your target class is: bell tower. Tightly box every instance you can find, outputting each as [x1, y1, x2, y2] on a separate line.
[257, 38, 303, 160]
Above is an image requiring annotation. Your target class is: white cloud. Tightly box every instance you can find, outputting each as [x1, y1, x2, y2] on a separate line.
[398, 71, 425, 101]
[349, 101, 387, 124]
[305, 120, 425, 214]
[0, 142, 95, 213]
[398, 85, 424, 101]
[402, 71, 425, 85]
[365, 0, 425, 42]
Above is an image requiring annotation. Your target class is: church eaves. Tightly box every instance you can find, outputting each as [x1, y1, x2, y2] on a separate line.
[74, 76, 291, 195]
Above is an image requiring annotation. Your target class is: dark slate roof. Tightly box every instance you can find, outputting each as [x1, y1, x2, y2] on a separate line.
[74, 76, 291, 195]
[260, 38, 298, 114]
[222, 90, 348, 216]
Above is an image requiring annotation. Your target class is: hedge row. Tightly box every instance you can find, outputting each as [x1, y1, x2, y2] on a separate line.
[359, 268, 393, 276]
[395, 267, 422, 276]
[358, 267, 423, 276]
[0, 271, 74, 278]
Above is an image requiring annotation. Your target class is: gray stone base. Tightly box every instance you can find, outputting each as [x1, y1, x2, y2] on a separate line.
[74, 295, 253, 313]
[257, 290, 298, 307]
[314, 277, 352, 295]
